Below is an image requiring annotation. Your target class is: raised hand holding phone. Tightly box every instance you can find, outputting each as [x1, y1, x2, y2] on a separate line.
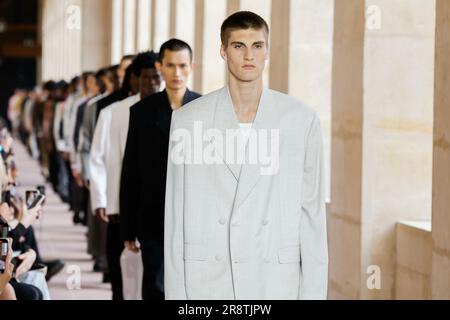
[19, 194, 45, 228]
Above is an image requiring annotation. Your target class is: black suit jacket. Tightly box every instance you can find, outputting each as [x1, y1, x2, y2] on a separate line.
[119, 89, 201, 247]
[95, 90, 127, 121]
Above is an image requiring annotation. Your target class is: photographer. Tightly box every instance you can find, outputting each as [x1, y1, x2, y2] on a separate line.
[0, 201, 46, 300]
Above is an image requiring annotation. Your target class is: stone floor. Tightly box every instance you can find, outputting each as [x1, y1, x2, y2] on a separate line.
[14, 141, 111, 300]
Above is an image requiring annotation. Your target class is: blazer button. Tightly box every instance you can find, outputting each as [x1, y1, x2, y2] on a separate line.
[262, 219, 269, 226]
[218, 218, 226, 225]
[215, 255, 222, 261]
[231, 221, 240, 227]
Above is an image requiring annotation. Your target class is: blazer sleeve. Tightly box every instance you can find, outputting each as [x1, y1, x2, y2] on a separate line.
[52, 103, 63, 151]
[89, 109, 109, 212]
[106, 107, 122, 215]
[164, 111, 187, 299]
[299, 113, 329, 300]
[119, 106, 140, 242]
[79, 103, 96, 181]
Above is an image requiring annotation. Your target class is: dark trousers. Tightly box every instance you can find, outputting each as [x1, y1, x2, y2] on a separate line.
[140, 240, 164, 300]
[106, 218, 124, 300]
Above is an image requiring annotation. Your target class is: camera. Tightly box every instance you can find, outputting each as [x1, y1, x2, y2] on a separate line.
[0, 238, 8, 274]
[25, 189, 45, 210]
[25, 190, 39, 208]
[0, 220, 8, 238]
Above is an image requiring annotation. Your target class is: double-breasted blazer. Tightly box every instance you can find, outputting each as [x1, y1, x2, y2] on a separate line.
[164, 86, 328, 300]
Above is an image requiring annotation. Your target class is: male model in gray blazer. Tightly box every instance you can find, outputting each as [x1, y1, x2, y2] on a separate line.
[165, 11, 328, 300]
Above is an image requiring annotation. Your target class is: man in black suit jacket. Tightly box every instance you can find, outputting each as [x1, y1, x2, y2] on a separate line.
[120, 39, 201, 300]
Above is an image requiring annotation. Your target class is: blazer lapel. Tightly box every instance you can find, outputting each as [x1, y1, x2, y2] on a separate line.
[154, 91, 172, 137]
[182, 88, 196, 105]
[206, 87, 242, 181]
[155, 89, 199, 136]
[233, 87, 279, 208]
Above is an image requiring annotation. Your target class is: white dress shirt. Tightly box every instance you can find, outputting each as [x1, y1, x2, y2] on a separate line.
[89, 94, 140, 214]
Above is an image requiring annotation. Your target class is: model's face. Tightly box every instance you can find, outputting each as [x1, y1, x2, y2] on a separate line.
[97, 76, 107, 94]
[102, 73, 115, 93]
[156, 49, 192, 91]
[86, 75, 99, 96]
[221, 28, 268, 83]
[140, 68, 161, 99]
[129, 72, 140, 95]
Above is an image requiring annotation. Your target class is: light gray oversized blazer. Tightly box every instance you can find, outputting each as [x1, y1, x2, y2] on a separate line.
[164, 86, 328, 300]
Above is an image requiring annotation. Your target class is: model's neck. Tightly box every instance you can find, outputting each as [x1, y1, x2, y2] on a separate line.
[228, 76, 263, 123]
[166, 87, 187, 111]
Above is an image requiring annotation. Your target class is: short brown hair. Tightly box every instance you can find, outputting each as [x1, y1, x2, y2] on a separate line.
[221, 11, 269, 48]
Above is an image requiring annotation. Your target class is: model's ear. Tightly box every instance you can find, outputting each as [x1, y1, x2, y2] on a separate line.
[220, 45, 227, 61]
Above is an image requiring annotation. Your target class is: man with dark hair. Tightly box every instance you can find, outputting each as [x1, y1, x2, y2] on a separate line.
[158, 38, 193, 63]
[79, 67, 117, 185]
[220, 10, 269, 47]
[120, 40, 201, 300]
[90, 51, 161, 300]
[164, 11, 328, 300]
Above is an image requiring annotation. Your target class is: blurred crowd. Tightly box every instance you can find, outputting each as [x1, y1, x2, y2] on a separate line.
[0, 119, 64, 300]
[2, 53, 147, 299]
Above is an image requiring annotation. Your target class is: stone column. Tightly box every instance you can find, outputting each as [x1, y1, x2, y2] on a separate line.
[41, 0, 82, 80]
[361, 0, 434, 299]
[121, 0, 136, 55]
[431, 0, 450, 300]
[136, 0, 152, 52]
[81, 0, 112, 70]
[150, 0, 157, 49]
[171, 0, 195, 88]
[329, 0, 365, 300]
[153, 0, 170, 50]
[111, 0, 123, 63]
[288, 0, 334, 201]
[193, 0, 226, 94]
[169, 0, 177, 38]
[330, 0, 435, 299]
[192, 0, 204, 92]
[268, 0, 289, 93]
[226, 0, 239, 16]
